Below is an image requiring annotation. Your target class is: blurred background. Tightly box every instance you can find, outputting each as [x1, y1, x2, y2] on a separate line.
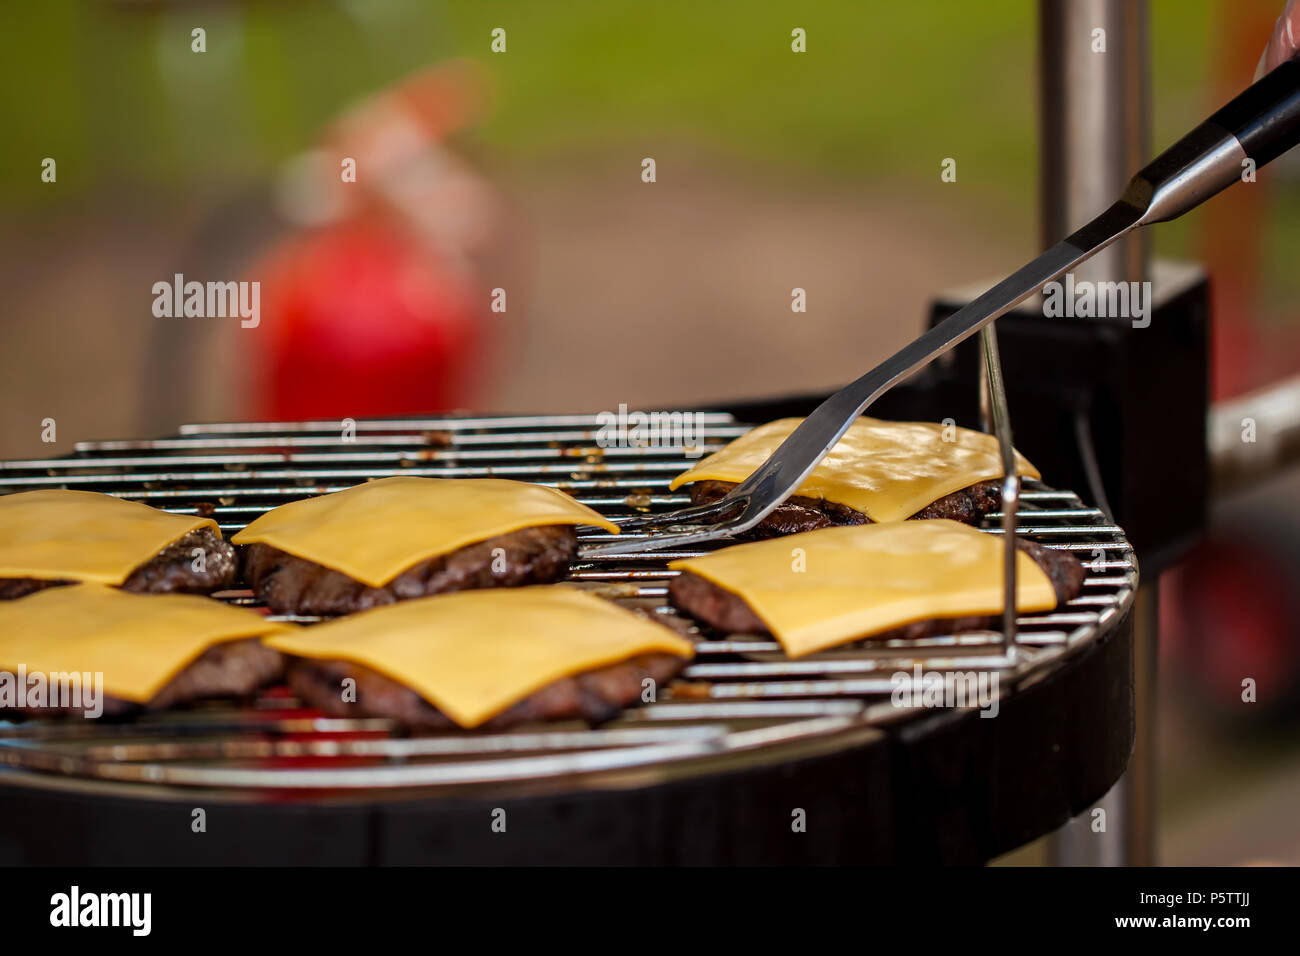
[2, 0, 1299, 864]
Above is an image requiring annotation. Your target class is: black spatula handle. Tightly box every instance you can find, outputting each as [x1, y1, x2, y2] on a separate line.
[1213, 57, 1300, 167]
[1128, 57, 1300, 224]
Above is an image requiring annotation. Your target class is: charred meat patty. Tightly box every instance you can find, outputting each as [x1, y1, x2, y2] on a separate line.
[286, 652, 687, 729]
[3, 639, 284, 719]
[687, 479, 1002, 538]
[0, 527, 237, 601]
[242, 525, 578, 616]
[669, 537, 1085, 641]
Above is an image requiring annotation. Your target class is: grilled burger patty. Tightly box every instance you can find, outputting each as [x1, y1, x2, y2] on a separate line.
[669, 538, 1085, 641]
[0, 527, 238, 601]
[287, 652, 687, 729]
[242, 525, 579, 616]
[687, 479, 1001, 537]
[3, 639, 284, 719]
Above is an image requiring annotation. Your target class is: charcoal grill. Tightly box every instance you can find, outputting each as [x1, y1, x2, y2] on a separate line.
[0, 411, 1136, 865]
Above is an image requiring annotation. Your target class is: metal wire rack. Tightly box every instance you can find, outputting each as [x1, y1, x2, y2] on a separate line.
[0, 412, 1137, 796]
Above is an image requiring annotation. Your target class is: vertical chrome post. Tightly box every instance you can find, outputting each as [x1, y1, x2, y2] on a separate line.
[1039, 0, 1149, 279]
[979, 325, 1020, 661]
[1039, 0, 1154, 867]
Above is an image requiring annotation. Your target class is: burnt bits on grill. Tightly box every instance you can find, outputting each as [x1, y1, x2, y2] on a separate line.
[241, 525, 579, 616]
[669, 538, 1085, 641]
[0, 527, 238, 601]
[686, 479, 1002, 538]
[286, 652, 686, 729]
[3, 640, 284, 719]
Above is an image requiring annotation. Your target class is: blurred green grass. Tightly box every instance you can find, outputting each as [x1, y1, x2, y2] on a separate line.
[7, 0, 1299, 299]
[0, 0, 1215, 205]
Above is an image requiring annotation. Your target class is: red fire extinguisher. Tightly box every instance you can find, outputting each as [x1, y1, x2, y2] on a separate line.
[252, 62, 506, 420]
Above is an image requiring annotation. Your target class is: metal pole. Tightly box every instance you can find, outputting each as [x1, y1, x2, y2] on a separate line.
[1038, 0, 1149, 277]
[1038, 0, 1155, 866]
[1210, 373, 1300, 495]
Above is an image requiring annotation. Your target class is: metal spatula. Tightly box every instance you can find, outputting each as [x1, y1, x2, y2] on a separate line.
[589, 59, 1300, 557]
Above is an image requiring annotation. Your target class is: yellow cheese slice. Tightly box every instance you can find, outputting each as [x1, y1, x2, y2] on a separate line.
[266, 585, 695, 728]
[669, 520, 1058, 657]
[0, 489, 220, 585]
[670, 417, 1041, 522]
[232, 477, 619, 588]
[0, 584, 290, 703]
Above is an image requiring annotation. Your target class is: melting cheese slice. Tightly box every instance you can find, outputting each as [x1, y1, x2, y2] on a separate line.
[0, 584, 290, 703]
[0, 489, 220, 585]
[266, 585, 694, 728]
[670, 417, 1040, 522]
[232, 476, 620, 587]
[669, 520, 1058, 657]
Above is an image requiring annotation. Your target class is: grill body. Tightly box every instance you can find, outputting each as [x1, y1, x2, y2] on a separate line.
[0, 411, 1136, 864]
